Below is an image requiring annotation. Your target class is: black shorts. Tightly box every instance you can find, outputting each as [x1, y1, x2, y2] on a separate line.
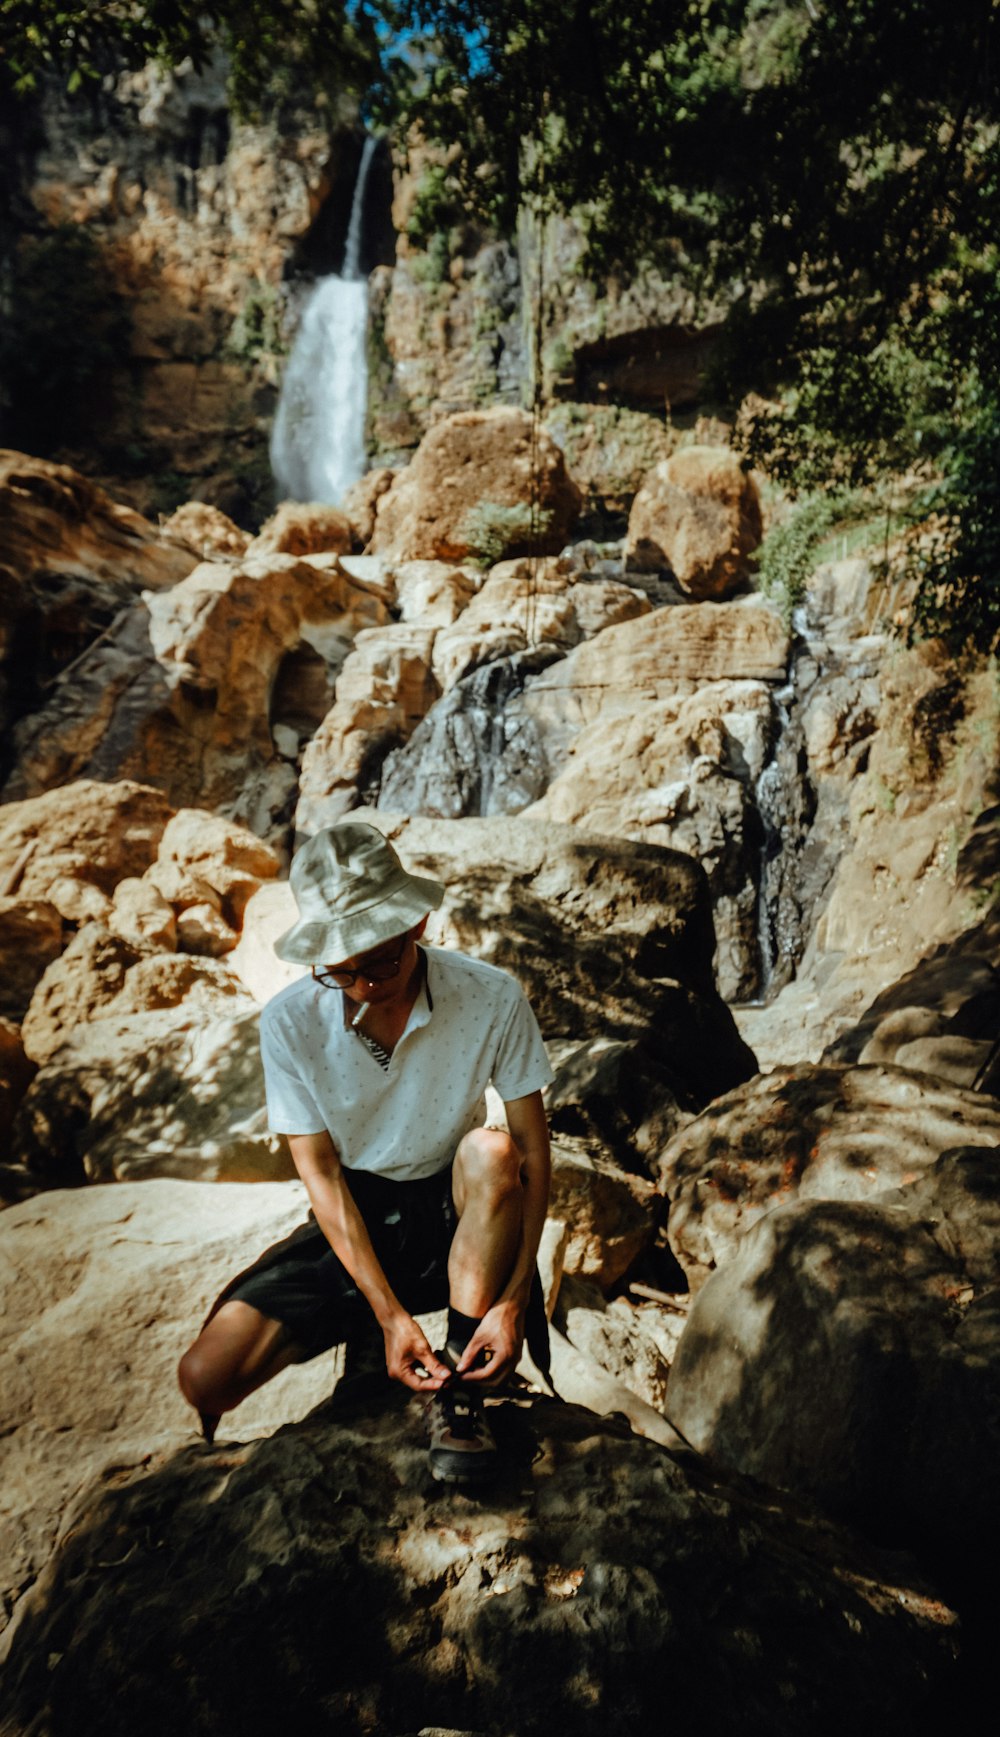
[206, 1165, 457, 1359]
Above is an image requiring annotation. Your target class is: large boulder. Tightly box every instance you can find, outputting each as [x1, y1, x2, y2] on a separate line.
[10, 1001, 289, 1187]
[295, 624, 441, 834]
[247, 501, 352, 558]
[0, 1180, 336, 1635]
[625, 445, 763, 597]
[0, 452, 197, 750]
[0, 780, 173, 915]
[0, 1385, 958, 1736]
[429, 555, 648, 691]
[658, 1063, 1000, 1293]
[0, 1019, 34, 1151]
[158, 500, 250, 561]
[370, 407, 582, 562]
[19, 923, 246, 1066]
[667, 1146, 1000, 1575]
[549, 1134, 657, 1289]
[2, 557, 390, 825]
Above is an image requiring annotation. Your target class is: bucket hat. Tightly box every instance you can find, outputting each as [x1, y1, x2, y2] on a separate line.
[274, 821, 445, 965]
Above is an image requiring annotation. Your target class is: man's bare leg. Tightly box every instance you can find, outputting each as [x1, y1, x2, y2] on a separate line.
[177, 1301, 307, 1441]
[449, 1126, 523, 1326]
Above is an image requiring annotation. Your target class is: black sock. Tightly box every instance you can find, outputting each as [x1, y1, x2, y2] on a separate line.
[446, 1306, 482, 1365]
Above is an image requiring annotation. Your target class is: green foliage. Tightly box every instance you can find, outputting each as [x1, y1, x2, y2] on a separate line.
[1, 224, 131, 453]
[458, 500, 553, 567]
[0, 0, 384, 116]
[756, 489, 870, 623]
[408, 229, 451, 285]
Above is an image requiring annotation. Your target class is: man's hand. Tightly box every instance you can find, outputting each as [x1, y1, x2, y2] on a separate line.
[383, 1314, 452, 1391]
[455, 1297, 524, 1386]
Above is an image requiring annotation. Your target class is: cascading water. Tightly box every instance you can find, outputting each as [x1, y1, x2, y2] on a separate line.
[270, 135, 377, 504]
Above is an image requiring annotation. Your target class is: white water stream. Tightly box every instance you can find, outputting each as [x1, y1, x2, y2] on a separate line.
[270, 135, 377, 504]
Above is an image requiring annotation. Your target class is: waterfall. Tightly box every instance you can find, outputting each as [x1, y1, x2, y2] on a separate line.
[270, 135, 377, 505]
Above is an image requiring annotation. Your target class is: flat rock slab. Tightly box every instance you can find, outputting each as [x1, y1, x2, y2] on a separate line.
[0, 1386, 957, 1737]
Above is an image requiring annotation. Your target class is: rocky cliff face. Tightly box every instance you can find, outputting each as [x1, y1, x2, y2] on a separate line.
[5, 60, 394, 524]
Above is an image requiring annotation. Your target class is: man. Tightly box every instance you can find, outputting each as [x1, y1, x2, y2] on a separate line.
[178, 820, 553, 1485]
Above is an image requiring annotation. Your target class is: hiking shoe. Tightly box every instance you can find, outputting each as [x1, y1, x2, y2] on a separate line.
[426, 1379, 499, 1487]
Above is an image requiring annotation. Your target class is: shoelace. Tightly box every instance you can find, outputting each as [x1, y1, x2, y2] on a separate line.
[439, 1387, 485, 1443]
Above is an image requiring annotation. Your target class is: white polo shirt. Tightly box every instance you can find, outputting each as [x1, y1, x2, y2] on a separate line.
[258, 945, 553, 1181]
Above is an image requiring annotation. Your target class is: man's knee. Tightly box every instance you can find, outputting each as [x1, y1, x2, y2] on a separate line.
[456, 1126, 523, 1204]
[177, 1337, 219, 1413]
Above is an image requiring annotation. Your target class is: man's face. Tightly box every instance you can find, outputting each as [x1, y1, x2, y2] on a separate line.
[316, 921, 424, 1008]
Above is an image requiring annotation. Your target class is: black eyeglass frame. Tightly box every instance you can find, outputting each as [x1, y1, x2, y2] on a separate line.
[311, 934, 410, 991]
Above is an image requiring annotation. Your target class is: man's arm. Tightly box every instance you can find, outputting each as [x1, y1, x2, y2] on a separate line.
[287, 1131, 451, 1391]
[455, 1089, 551, 1382]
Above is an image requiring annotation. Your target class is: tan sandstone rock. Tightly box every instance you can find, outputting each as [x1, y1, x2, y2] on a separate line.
[391, 558, 479, 627]
[0, 780, 173, 903]
[20, 924, 245, 1066]
[0, 1180, 336, 1631]
[370, 407, 582, 562]
[0, 450, 196, 593]
[108, 877, 178, 952]
[153, 808, 281, 928]
[340, 466, 397, 549]
[247, 501, 353, 559]
[658, 1062, 1000, 1293]
[667, 1146, 1000, 1575]
[626, 445, 763, 597]
[549, 1136, 657, 1289]
[11, 1000, 287, 1187]
[158, 500, 251, 561]
[295, 624, 440, 833]
[430, 555, 649, 691]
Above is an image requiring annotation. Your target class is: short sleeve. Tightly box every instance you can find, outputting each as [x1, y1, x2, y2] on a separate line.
[491, 984, 554, 1101]
[259, 1007, 327, 1135]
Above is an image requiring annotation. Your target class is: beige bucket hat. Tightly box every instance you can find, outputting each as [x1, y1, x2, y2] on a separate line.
[274, 821, 445, 965]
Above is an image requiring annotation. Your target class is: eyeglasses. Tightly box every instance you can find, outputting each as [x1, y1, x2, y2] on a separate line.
[312, 935, 409, 990]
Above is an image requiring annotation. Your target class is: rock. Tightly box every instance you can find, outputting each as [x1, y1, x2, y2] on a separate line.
[377, 651, 558, 820]
[658, 1063, 1000, 1293]
[2, 558, 390, 822]
[527, 596, 789, 716]
[153, 808, 281, 928]
[544, 1035, 695, 1177]
[370, 408, 582, 562]
[666, 1146, 1000, 1575]
[391, 559, 479, 627]
[295, 624, 440, 833]
[247, 501, 353, 558]
[525, 684, 775, 1001]
[556, 1275, 686, 1410]
[0, 780, 173, 902]
[0, 1180, 338, 1634]
[0, 900, 64, 1021]
[20, 923, 244, 1066]
[0, 450, 196, 595]
[158, 499, 250, 560]
[176, 901, 239, 955]
[429, 555, 648, 692]
[549, 1135, 657, 1289]
[828, 943, 1000, 1096]
[625, 446, 763, 598]
[229, 881, 308, 1004]
[108, 877, 178, 952]
[0, 1381, 958, 1735]
[11, 1001, 288, 1186]
[0, 1019, 35, 1147]
[340, 466, 397, 548]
